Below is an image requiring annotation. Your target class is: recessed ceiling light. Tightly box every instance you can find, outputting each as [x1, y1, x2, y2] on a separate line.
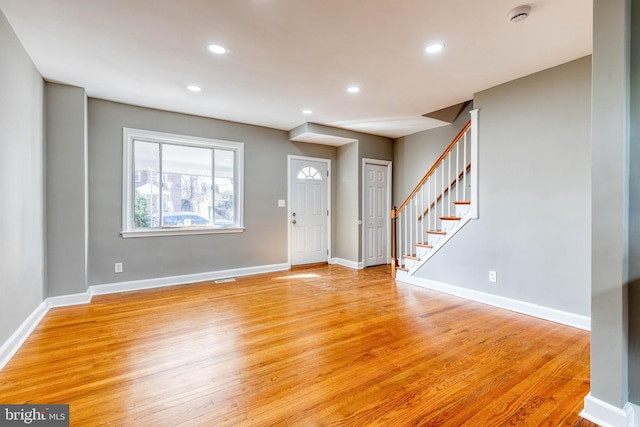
[302, 109, 313, 115]
[347, 86, 360, 94]
[426, 43, 445, 54]
[187, 85, 201, 92]
[508, 5, 531, 22]
[208, 44, 228, 54]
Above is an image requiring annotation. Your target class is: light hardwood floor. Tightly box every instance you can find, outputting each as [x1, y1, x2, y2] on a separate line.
[0, 265, 595, 426]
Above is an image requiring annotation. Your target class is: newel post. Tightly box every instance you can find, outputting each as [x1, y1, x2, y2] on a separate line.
[391, 206, 397, 278]
[470, 109, 479, 219]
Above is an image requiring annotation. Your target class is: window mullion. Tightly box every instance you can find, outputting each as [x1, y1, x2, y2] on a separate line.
[158, 142, 164, 228]
[211, 148, 216, 225]
[130, 140, 136, 230]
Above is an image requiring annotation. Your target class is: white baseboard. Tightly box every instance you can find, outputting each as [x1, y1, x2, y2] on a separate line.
[580, 393, 636, 427]
[626, 402, 640, 427]
[90, 263, 290, 296]
[330, 258, 363, 269]
[0, 262, 290, 372]
[396, 274, 591, 331]
[47, 292, 92, 308]
[0, 301, 48, 371]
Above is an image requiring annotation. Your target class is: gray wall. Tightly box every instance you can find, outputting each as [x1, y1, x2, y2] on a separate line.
[336, 142, 359, 262]
[591, 0, 631, 409]
[87, 99, 337, 284]
[394, 106, 472, 202]
[397, 56, 592, 317]
[0, 10, 44, 343]
[45, 83, 88, 297]
[630, 0, 640, 405]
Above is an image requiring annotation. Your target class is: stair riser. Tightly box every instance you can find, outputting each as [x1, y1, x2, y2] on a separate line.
[455, 203, 471, 217]
[440, 220, 458, 232]
[427, 233, 444, 245]
[415, 246, 431, 258]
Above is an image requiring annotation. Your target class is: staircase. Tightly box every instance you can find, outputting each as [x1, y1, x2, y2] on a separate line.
[392, 110, 479, 278]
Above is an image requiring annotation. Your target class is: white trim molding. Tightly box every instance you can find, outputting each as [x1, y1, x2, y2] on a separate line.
[0, 302, 48, 371]
[0, 263, 290, 372]
[47, 292, 92, 308]
[90, 263, 289, 296]
[121, 127, 245, 237]
[330, 258, 364, 270]
[396, 274, 591, 331]
[580, 393, 638, 427]
[627, 402, 640, 427]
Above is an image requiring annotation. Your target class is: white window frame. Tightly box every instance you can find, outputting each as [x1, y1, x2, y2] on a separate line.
[121, 128, 244, 238]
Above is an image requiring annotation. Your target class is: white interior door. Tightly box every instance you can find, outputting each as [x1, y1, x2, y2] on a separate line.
[364, 161, 390, 267]
[290, 157, 329, 266]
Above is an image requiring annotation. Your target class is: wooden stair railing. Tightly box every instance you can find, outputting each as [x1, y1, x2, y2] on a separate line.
[391, 110, 478, 277]
[394, 121, 471, 215]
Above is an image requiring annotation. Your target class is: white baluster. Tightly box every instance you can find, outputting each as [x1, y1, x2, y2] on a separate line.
[427, 177, 431, 234]
[404, 206, 408, 262]
[456, 141, 460, 203]
[420, 185, 424, 240]
[433, 165, 437, 231]
[470, 109, 479, 218]
[463, 132, 467, 202]
[448, 152, 452, 217]
[401, 212, 405, 265]
[416, 196, 420, 244]
[407, 198, 416, 255]
[440, 162, 444, 225]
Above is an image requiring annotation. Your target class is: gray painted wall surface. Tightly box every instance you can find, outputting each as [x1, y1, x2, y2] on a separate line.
[45, 83, 88, 297]
[393, 106, 472, 204]
[629, 0, 640, 405]
[335, 142, 359, 262]
[404, 57, 592, 317]
[88, 99, 337, 285]
[0, 11, 44, 344]
[591, 0, 631, 408]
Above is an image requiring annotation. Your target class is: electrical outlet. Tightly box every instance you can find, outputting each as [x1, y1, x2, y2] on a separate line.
[489, 270, 497, 283]
[115, 262, 123, 273]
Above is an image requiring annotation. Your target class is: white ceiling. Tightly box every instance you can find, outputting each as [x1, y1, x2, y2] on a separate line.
[0, 0, 592, 139]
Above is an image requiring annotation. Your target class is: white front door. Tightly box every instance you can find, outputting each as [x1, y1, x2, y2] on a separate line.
[363, 161, 390, 267]
[289, 157, 329, 266]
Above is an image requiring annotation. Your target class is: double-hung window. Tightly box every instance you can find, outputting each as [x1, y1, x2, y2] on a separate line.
[122, 128, 244, 237]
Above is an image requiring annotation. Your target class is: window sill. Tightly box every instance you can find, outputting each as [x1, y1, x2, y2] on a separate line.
[121, 227, 245, 238]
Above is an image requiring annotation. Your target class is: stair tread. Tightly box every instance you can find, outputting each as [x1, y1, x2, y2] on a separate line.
[440, 216, 461, 221]
[454, 201, 471, 205]
[404, 255, 420, 261]
[415, 243, 433, 248]
[397, 266, 409, 272]
[427, 230, 446, 235]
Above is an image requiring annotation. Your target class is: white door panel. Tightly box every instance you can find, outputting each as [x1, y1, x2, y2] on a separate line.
[364, 162, 389, 267]
[290, 158, 328, 265]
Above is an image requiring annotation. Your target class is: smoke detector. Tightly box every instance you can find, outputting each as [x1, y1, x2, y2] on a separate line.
[508, 5, 531, 22]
